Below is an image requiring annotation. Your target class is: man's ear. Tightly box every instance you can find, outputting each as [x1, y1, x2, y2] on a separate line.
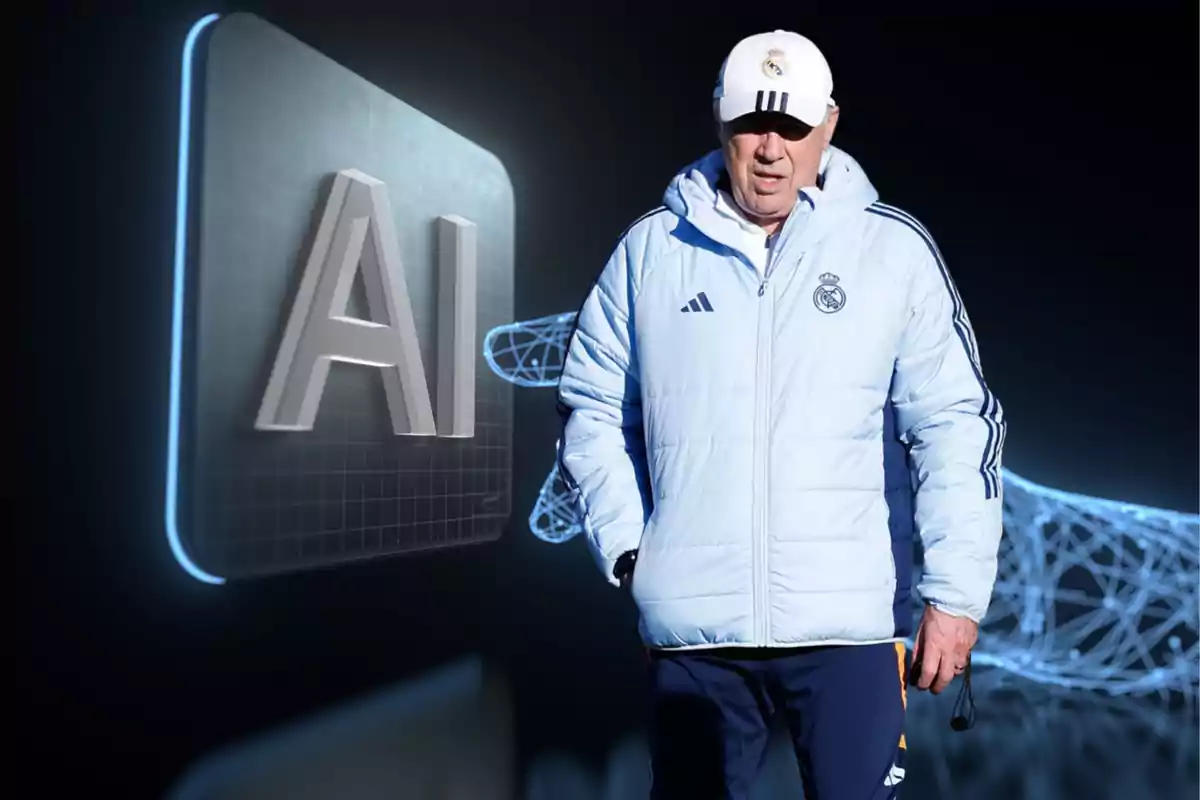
[823, 106, 840, 146]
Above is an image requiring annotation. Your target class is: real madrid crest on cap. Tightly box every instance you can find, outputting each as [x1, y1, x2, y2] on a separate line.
[761, 48, 788, 78]
[813, 273, 846, 313]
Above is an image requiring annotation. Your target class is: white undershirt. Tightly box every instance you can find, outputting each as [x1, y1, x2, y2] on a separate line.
[715, 186, 822, 277]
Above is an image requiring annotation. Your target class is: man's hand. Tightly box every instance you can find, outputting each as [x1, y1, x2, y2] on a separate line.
[614, 550, 638, 593]
[912, 604, 978, 695]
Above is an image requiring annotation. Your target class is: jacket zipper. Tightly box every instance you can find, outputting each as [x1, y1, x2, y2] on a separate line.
[752, 282, 766, 646]
[753, 241, 786, 646]
[759, 285, 774, 647]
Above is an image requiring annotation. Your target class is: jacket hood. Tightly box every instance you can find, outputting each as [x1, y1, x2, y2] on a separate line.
[662, 144, 879, 260]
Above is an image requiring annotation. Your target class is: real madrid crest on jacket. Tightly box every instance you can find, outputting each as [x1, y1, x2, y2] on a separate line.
[813, 272, 845, 313]
[557, 144, 1006, 651]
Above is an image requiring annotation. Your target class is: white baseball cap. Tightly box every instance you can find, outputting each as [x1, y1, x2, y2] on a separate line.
[713, 30, 835, 127]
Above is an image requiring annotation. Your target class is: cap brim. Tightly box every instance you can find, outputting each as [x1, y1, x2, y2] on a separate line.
[717, 92, 829, 127]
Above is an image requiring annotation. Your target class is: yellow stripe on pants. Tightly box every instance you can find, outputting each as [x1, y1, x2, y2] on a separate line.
[895, 641, 908, 750]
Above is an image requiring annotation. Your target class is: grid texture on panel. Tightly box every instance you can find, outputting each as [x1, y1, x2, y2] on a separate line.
[193, 273, 512, 578]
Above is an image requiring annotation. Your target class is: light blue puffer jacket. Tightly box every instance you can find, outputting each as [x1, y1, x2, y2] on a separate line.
[557, 145, 1006, 650]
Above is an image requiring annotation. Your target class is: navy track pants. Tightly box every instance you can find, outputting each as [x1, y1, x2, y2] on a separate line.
[647, 642, 908, 800]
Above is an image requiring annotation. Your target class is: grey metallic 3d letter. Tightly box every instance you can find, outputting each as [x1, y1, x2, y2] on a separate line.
[437, 215, 477, 438]
[255, 168, 436, 436]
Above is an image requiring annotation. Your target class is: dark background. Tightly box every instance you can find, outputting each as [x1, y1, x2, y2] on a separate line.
[18, 2, 1198, 797]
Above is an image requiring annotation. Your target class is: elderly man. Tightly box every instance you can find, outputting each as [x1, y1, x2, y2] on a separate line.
[557, 29, 1005, 799]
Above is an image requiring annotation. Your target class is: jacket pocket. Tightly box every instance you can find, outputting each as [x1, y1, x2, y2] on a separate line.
[629, 511, 662, 604]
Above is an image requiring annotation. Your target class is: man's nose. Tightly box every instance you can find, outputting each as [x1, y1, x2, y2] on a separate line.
[756, 132, 785, 160]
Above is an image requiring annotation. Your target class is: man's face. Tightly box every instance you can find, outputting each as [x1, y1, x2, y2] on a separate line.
[719, 108, 839, 233]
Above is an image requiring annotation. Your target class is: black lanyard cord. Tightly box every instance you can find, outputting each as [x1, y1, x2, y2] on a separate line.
[949, 657, 977, 732]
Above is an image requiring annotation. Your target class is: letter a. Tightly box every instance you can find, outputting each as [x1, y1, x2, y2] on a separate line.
[256, 168, 436, 436]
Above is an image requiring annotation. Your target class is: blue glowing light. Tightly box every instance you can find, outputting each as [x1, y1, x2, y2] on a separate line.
[166, 13, 224, 585]
[976, 470, 1198, 698]
[486, 311, 1200, 699]
[483, 312, 576, 388]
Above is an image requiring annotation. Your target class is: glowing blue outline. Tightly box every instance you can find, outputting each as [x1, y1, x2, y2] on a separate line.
[1002, 468, 1198, 523]
[166, 13, 224, 585]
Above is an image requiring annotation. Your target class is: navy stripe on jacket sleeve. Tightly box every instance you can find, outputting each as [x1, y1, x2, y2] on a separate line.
[555, 205, 667, 494]
[868, 203, 1005, 499]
